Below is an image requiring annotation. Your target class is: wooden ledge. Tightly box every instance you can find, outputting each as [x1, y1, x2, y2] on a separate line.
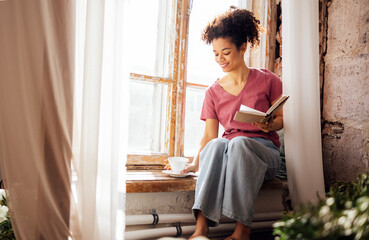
[126, 170, 197, 193]
[126, 170, 287, 194]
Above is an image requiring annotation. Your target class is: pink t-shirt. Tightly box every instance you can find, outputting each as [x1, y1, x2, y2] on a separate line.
[200, 68, 282, 148]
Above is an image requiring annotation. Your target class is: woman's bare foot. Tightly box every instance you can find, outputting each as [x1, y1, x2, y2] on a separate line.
[189, 211, 209, 239]
[225, 222, 250, 240]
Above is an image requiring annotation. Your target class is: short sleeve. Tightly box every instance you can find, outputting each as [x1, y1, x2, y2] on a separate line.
[200, 88, 218, 121]
[268, 72, 283, 103]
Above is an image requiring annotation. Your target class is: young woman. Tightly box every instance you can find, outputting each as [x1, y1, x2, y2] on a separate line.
[182, 7, 283, 240]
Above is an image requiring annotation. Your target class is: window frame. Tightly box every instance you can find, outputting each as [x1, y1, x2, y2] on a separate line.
[127, 0, 192, 167]
[127, 0, 277, 168]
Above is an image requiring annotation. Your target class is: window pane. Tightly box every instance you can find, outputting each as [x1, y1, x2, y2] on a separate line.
[125, 0, 170, 77]
[184, 87, 205, 156]
[184, 87, 225, 156]
[184, 0, 237, 155]
[128, 81, 167, 153]
[187, 0, 239, 85]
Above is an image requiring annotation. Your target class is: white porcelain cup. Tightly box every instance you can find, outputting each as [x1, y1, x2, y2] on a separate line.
[168, 157, 189, 174]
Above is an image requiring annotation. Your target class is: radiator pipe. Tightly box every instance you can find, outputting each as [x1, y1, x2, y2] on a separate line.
[125, 221, 277, 240]
[126, 211, 282, 226]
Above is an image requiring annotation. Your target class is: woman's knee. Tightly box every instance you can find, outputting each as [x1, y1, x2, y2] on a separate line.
[227, 137, 265, 167]
[205, 138, 229, 152]
[227, 137, 275, 170]
[228, 136, 254, 153]
[199, 138, 229, 169]
[200, 138, 228, 161]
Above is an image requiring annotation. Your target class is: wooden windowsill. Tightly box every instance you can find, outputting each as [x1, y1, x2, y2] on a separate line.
[126, 170, 288, 194]
[126, 170, 197, 193]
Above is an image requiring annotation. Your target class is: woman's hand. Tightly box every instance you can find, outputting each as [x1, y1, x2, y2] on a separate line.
[181, 162, 199, 174]
[253, 96, 284, 132]
[252, 117, 275, 133]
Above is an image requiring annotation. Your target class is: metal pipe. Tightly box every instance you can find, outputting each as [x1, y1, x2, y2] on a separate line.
[125, 221, 277, 240]
[126, 213, 194, 226]
[125, 211, 282, 226]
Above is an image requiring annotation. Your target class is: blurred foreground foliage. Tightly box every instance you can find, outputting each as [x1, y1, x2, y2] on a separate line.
[273, 173, 369, 240]
[0, 195, 15, 240]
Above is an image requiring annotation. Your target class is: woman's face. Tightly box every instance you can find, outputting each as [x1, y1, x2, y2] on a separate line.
[212, 37, 246, 72]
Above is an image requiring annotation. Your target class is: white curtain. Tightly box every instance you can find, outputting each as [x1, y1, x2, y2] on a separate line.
[282, 0, 325, 206]
[243, 0, 276, 71]
[73, 0, 128, 239]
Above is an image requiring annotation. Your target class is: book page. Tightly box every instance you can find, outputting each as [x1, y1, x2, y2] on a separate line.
[239, 105, 266, 116]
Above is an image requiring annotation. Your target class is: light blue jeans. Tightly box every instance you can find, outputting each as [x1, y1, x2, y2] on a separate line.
[192, 136, 281, 227]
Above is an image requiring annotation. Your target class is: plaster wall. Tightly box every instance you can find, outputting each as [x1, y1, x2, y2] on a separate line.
[322, 0, 369, 187]
[126, 188, 285, 216]
[126, 191, 194, 215]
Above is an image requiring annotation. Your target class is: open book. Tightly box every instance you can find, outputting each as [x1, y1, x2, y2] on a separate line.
[233, 95, 289, 124]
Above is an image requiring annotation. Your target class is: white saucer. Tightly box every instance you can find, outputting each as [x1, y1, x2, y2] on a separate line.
[162, 170, 195, 178]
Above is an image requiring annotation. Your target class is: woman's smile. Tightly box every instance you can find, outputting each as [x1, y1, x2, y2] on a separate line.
[220, 63, 229, 68]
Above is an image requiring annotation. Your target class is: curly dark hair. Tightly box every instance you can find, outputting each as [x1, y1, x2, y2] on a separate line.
[201, 6, 261, 49]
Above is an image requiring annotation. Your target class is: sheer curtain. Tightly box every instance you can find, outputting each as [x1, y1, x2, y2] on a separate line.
[282, 0, 325, 206]
[0, 0, 128, 239]
[243, 0, 276, 71]
[73, 0, 128, 239]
